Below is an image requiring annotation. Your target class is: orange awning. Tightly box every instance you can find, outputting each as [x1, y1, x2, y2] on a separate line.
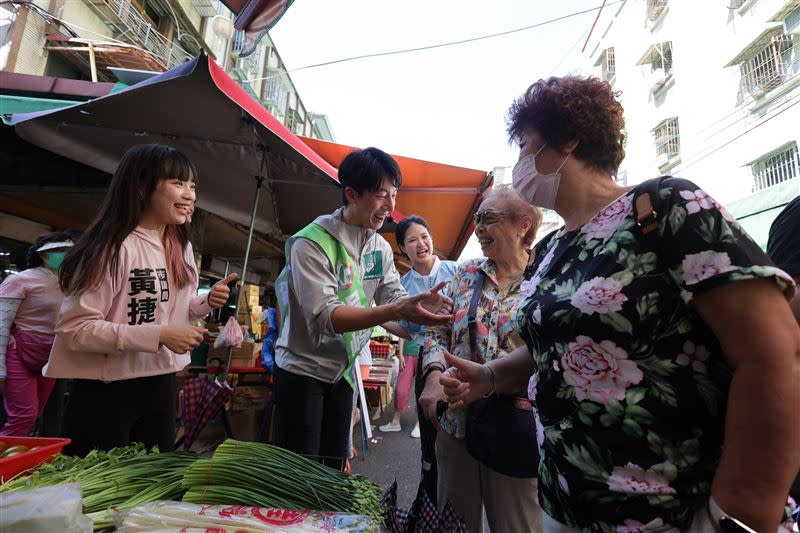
[300, 137, 493, 271]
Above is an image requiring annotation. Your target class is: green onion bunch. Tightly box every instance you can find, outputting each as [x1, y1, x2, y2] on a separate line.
[0, 444, 196, 531]
[183, 440, 384, 524]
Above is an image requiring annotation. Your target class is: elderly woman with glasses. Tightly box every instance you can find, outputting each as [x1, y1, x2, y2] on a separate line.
[419, 186, 543, 533]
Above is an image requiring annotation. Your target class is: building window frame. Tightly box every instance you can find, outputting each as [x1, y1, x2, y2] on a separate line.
[652, 117, 681, 171]
[646, 0, 669, 25]
[749, 142, 800, 192]
[595, 47, 616, 84]
[736, 31, 798, 103]
[638, 41, 674, 95]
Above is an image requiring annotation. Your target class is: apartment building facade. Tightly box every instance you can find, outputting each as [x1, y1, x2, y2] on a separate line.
[585, 0, 800, 247]
[0, 0, 334, 141]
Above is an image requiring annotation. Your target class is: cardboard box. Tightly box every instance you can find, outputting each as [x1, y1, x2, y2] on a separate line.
[208, 342, 261, 367]
[229, 386, 269, 412]
[228, 386, 272, 442]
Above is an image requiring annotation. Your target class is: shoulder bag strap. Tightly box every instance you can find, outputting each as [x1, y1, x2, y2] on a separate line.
[467, 270, 486, 364]
[634, 176, 669, 239]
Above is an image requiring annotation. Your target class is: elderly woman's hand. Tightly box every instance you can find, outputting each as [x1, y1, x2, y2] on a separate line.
[418, 369, 446, 431]
[439, 352, 493, 409]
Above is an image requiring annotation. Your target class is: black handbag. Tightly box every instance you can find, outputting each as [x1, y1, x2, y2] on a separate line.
[463, 271, 539, 478]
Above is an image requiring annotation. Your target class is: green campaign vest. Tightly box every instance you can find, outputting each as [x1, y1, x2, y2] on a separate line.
[275, 223, 372, 389]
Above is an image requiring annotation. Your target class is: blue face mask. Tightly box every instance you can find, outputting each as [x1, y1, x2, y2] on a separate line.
[43, 251, 67, 270]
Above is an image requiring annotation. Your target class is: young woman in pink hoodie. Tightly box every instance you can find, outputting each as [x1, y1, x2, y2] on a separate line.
[47, 144, 235, 456]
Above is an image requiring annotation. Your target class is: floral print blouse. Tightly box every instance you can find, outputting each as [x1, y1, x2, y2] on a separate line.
[424, 258, 526, 438]
[517, 177, 794, 532]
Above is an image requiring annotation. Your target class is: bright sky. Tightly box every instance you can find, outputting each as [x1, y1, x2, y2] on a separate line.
[269, 0, 604, 173]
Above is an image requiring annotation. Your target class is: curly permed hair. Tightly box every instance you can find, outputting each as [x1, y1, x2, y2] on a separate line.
[507, 76, 626, 175]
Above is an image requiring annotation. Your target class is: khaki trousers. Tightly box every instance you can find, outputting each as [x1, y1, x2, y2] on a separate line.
[435, 430, 543, 533]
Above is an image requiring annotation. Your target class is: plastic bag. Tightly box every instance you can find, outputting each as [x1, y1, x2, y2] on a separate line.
[115, 501, 377, 532]
[260, 307, 278, 372]
[0, 483, 93, 533]
[213, 316, 244, 349]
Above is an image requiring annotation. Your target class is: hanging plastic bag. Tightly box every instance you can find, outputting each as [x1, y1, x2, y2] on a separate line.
[213, 316, 244, 349]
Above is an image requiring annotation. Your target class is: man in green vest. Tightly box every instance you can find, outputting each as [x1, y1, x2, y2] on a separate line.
[273, 147, 452, 468]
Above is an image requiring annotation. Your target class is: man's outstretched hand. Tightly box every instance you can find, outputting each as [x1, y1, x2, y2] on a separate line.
[395, 281, 453, 326]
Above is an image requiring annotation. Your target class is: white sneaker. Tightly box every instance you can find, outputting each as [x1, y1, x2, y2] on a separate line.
[379, 422, 401, 432]
[410, 424, 421, 438]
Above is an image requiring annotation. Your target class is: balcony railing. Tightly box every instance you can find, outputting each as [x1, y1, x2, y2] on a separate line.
[752, 144, 800, 192]
[738, 34, 799, 102]
[263, 69, 289, 112]
[86, 0, 191, 69]
[232, 30, 260, 71]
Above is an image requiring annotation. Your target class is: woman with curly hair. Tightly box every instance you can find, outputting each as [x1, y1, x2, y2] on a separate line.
[441, 76, 799, 532]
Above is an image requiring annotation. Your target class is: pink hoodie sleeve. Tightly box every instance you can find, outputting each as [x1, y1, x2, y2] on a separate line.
[55, 247, 161, 354]
[184, 243, 213, 321]
[189, 293, 213, 321]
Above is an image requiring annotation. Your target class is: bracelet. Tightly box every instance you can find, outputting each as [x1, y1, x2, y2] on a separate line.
[482, 364, 496, 398]
[422, 364, 444, 381]
[708, 497, 759, 533]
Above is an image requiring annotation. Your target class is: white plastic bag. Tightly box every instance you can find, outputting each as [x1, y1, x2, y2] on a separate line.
[213, 316, 244, 349]
[0, 483, 92, 533]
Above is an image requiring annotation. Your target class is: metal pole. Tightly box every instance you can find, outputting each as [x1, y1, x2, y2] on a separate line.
[88, 42, 98, 83]
[221, 175, 263, 382]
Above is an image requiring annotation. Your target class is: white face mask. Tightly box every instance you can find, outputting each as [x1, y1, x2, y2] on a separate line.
[511, 144, 570, 209]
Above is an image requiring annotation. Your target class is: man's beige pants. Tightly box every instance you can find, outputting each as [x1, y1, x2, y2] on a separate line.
[435, 430, 543, 533]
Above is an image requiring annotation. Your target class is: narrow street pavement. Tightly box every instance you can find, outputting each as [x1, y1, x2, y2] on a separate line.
[352, 401, 422, 510]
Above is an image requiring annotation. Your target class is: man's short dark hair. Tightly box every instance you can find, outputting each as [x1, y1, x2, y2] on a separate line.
[338, 147, 402, 205]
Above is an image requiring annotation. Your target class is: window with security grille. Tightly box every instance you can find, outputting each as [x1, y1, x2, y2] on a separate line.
[596, 47, 616, 83]
[639, 42, 673, 76]
[652, 118, 680, 159]
[652, 42, 673, 73]
[739, 34, 798, 100]
[751, 143, 800, 192]
[647, 0, 668, 22]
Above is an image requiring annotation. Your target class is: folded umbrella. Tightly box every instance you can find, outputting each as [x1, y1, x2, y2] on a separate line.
[180, 377, 234, 451]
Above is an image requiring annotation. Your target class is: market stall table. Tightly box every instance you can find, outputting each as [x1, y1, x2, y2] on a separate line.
[180, 360, 274, 446]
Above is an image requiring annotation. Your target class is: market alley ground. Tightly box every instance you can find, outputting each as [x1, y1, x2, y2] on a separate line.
[353, 405, 421, 509]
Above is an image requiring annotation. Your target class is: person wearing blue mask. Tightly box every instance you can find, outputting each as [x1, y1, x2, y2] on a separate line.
[0, 232, 75, 436]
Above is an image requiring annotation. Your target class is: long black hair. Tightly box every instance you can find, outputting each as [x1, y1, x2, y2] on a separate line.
[60, 144, 198, 294]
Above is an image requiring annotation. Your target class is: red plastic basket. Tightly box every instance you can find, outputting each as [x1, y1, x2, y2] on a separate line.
[0, 436, 71, 482]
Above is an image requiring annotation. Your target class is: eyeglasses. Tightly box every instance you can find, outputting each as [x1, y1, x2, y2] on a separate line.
[473, 211, 511, 226]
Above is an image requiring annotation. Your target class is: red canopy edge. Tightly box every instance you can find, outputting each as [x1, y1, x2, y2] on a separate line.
[299, 136, 493, 262]
[205, 56, 341, 184]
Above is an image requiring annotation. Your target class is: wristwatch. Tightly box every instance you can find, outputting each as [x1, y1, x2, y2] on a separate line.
[709, 498, 759, 533]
